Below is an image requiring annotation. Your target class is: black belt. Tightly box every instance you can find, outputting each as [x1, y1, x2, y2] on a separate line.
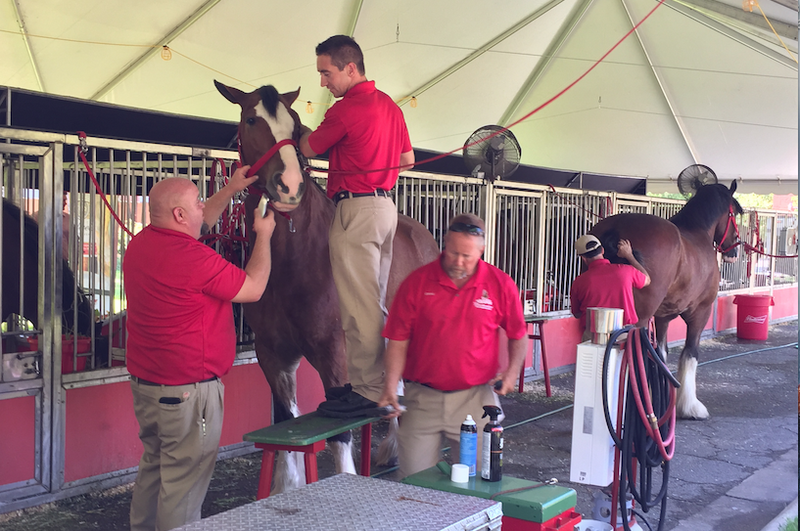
[132, 375, 218, 386]
[332, 188, 390, 206]
[404, 379, 460, 394]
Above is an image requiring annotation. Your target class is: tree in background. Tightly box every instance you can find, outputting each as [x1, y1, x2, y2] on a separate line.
[648, 192, 796, 211]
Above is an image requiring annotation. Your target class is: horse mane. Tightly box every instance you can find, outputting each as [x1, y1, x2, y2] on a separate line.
[257, 86, 280, 117]
[669, 184, 743, 230]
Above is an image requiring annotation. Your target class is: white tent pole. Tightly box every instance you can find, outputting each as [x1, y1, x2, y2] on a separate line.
[678, 0, 797, 41]
[663, 0, 798, 70]
[321, 0, 365, 113]
[397, 0, 568, 107]
[499, 0, 594, 127]
[620, 0, 699, 163]
[89, 0, 222, 101]
[11, 0, 43, 92]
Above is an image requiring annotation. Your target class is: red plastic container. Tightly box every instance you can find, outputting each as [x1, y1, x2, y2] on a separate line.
[732, 295, 774, 340]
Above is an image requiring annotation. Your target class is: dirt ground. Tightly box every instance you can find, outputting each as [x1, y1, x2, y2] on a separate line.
[0, 320, 797, 531]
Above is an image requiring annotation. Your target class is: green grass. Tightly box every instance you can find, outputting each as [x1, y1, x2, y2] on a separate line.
[780, 516, 798, 531]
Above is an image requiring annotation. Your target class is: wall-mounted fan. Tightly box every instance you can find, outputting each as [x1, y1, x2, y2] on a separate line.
[463, 125, 521, 182]
[677, 164, 717, 198]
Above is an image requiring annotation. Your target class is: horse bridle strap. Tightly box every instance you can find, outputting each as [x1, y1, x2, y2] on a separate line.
[716, 205, 740, 254]
[244, 138, 297, 178]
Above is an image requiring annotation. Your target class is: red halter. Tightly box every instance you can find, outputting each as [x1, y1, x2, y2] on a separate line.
[716, 205, 740, 254]
[237, 131, 298, 229]
[238, 135, 297, 178]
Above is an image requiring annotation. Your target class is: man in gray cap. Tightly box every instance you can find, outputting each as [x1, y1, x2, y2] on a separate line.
[570, 235, 650, 341]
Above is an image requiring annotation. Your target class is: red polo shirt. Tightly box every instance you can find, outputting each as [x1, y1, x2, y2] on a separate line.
[383, 256, 527, 391]
[123, 225, 246, 385]
[308, 81, 412, 198]
[570, 259, 647, 328]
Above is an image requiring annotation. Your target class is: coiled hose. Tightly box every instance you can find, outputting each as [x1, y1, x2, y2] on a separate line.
[601, 326, 680, 531]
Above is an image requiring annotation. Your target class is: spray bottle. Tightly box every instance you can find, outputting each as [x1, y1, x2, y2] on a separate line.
[459, 414, 478, 477]
[481, 405, 503, 482]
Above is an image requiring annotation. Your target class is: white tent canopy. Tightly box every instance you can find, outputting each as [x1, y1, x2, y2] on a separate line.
[2, 0, 797, 194]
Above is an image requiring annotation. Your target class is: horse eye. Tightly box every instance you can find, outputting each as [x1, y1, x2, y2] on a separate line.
[246, 117, 256, 125]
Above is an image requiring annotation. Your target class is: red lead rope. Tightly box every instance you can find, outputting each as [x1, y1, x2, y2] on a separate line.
[76, 132, 135, 238]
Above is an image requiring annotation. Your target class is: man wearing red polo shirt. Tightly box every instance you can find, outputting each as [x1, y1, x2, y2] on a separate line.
[124, 171, 275, 531]
[299, 35, 414, 417]
[378, 214, 528, 478]
[570, 234, 651, 341]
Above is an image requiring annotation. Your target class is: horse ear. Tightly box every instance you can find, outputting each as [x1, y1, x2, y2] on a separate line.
[281, 87, 301, 106]
[215, 80, 245, 105]
[729, 180, 737, 195]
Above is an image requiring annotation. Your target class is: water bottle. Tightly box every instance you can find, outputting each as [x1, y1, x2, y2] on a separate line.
[459, 414, 478, 477]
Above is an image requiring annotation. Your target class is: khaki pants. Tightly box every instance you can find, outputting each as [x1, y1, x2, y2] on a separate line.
[129, 378, 224, 531]
[329, 196, 397, 403]
[398, 382, 500, 479]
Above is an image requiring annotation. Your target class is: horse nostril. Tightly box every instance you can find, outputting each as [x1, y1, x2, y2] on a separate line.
[273, 173, 289, 194]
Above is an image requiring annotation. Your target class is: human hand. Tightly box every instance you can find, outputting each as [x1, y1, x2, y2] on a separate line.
[491, 375, 515, 396]
[377, 390, 403, 419]
[252, 208, 276, 237]
[617, 239, 633, 260]
[227, 165, 258, 194]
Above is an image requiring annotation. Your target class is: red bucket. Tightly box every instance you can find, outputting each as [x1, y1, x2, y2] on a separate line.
[732, 295, 774, 340]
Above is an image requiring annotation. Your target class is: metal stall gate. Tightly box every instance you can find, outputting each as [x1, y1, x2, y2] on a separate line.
[0, 128, 258, 511]
[0, 139, 62, 503]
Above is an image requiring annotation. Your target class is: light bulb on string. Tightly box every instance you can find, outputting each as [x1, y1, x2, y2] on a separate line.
[410, 96, 417, 108]
[161, 46, 172, 61]
[306, 101, 313, 114]
[741, 0, 757, 12]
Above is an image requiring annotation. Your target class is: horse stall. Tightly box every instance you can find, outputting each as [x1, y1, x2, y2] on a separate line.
[0, 124, 797, 513]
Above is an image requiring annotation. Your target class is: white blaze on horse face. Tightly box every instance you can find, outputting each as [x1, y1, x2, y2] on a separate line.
[254, 101, 303, 210]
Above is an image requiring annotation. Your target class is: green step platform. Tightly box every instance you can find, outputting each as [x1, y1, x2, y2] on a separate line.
[402, 464, 577, 524]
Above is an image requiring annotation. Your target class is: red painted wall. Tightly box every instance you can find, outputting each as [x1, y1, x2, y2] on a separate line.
[219, 363, 273, 447]
[64, 363, 280, 483]
[0, 396, 35, 486]
[65, 382, 140, 483]
[772, 286, 798, 320]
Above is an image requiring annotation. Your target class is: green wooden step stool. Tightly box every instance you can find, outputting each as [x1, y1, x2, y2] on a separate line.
[243, 411, 380, 499]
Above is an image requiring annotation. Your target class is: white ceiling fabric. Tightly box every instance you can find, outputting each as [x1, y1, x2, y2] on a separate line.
[2, 0, 797, 194]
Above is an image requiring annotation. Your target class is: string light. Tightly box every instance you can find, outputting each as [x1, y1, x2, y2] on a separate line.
[306, 101, 313, 114]
[161, 45, 172, 61]
[410, 96, 417, 108]
[741, 0, 756, 12]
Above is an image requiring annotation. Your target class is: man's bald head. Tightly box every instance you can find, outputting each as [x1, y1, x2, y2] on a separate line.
[149, 178, 206, 237]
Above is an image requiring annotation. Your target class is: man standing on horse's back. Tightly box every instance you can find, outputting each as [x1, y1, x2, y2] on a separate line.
[124, 171, 276, 531]
[570, 234, 651, 341]
[300, 35, 414, 418]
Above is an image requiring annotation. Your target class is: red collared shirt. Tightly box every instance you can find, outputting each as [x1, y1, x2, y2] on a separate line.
[383, 255, 527, 391]
[308, 81, 412, 198]
[123, 225, 246, 385]
[570, 259, 648, 327]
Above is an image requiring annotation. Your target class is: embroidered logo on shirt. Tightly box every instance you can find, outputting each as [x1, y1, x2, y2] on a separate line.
[424, 292, 436, 296]
[473, 290, 494, 311]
